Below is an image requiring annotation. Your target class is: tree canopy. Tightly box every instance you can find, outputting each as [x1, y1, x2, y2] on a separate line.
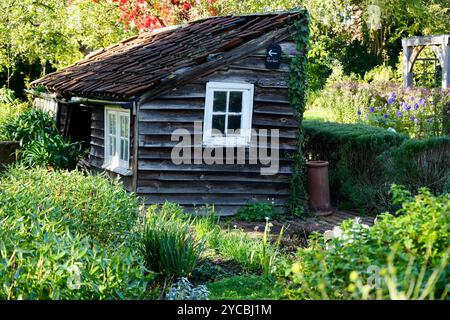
[1, 0, 449, 94]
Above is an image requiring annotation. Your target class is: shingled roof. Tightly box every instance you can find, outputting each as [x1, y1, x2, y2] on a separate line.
[31, 11, 307, 101]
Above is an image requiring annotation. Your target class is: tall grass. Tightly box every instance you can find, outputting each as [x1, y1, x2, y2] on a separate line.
[143, 203, 202, 278]
[192, 209, 285, 276]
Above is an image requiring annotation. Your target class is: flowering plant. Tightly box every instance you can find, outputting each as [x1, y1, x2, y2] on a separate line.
[357, 88, 449, 138]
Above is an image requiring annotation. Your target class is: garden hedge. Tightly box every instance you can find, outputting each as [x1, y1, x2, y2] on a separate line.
[303, 121, 450, 212]
[379, 136, 450, 195]
[303, 121, 408, 211]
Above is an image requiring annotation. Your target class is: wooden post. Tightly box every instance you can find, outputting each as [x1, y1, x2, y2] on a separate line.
[442, 35, 450, 89]
[402, 39, 414, 88]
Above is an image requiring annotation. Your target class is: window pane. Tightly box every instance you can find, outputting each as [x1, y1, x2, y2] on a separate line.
[108, 113, 116, 135]
[120, 115, 129, 138]
[109, 136, 116, 157]
[227, 115, 242, 133]
[229, 91, 243, 113]
[213, 91, 227, 112]
[120, 139, 129, 161]
[212, 115, 225, 135]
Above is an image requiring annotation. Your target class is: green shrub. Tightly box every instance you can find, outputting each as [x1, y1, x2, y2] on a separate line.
[143, 203, 202, 278]
[0, 88, 30, 136]
[0, 108, 83, 170]
[21, 132, 82, 170]
[0, 108, 58, 145]
[379, 136, 450, 195]
[303, 120, 408, 211]
[286, 186, 450, 300]
[236, 202, 279, 222]
[0, 166, 151, 299]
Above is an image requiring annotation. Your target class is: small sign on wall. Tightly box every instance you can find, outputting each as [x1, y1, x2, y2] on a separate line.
[265, 44, 282, 69]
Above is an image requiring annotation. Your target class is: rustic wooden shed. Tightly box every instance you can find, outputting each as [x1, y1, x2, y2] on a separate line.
[30, 11, 309, 215]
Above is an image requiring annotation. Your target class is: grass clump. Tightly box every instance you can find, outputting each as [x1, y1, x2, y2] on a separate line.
[143, 203, 202, 278]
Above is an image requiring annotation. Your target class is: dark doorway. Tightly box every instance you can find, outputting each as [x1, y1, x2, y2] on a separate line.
[66, 105, 92, 149]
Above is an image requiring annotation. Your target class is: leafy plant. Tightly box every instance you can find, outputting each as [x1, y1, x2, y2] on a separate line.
[0, 165, 151, 300]
[287, 10, 310, 216]
[0, 108, 83, 170]
[0, 108, 57, 145]
[236, 202, 279, 222]
[286, 185, 450, 300]
[21, 133, 82, 170]
[143, 203, 202, 278]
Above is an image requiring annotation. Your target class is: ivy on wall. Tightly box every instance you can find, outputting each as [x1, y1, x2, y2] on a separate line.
[286, 9, 310, 216]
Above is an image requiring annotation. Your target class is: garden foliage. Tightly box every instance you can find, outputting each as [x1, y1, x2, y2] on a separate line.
[307, 77, 449, 138]
[236, 202, 279, 222]
[0, 166, 150, 299]
[287, 185, 450, 300]
[0, 108, 83, 170]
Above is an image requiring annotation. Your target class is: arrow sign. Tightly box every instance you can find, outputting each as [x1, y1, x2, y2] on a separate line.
[268, 49, 278, 57]
[265, 44, 282, 69]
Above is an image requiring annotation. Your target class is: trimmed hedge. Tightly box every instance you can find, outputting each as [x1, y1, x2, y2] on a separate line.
[303, 121, 408, 211]
[379, 136, 450, 195]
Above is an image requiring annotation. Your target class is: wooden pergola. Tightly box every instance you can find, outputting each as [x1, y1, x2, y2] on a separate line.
[402, 34, 450, 89]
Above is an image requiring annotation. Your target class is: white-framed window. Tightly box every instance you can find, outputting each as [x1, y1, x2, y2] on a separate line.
[104, 107, 130, 171]
[203, 82, 254, 146]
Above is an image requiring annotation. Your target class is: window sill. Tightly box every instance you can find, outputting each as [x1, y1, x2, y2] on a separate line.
[101, 163, 132, 176]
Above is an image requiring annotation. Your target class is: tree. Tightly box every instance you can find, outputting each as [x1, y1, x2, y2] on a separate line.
[0, 0, 134, 90]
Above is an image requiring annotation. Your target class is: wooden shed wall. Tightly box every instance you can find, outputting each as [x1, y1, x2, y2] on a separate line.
[137, 41, 298, 215]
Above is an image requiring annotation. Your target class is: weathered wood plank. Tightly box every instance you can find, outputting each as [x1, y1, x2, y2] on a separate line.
[138, 171, 291, 183]
[138, 160, 293, 173]
[141, 194, 288, 206]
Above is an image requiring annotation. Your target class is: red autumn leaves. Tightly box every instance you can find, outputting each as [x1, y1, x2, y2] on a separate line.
[93, 0, 218, 32]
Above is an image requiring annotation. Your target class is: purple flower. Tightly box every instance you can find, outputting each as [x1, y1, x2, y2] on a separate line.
[413, 103, 419, 110]
[410, 115, 415, 121]
[414, 118, 419, 124]
[410, 97, 415, 102]
[429, 117, 433, 123]
[418, 98, 426, 106]
[405, 104, 411, 111]
[377, 106, 382, 111]
[396, 111, 403, 117]
[387, 96, 396, 104]
[369, 106, 375, 113]
[384, 114, 389, 119]
[357, 110, 362, 116]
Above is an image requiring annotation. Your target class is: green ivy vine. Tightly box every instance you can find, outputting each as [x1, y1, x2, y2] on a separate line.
[286, 10, 310, 216]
